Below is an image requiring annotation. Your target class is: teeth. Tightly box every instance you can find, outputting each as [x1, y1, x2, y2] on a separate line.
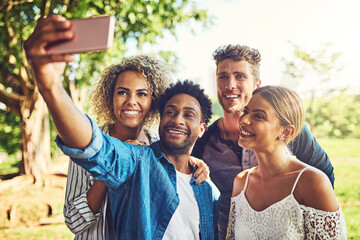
[169, 130, 185, 135]
[241, 129, 255, 136]
[124, 110, 139, 115]
[225, 95, 239, 99]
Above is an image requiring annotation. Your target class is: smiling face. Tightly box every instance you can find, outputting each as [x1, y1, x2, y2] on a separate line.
[159, 93, 206, 155]
[238, 93, 284, 152]
[112, 70, 152, 129]
[217, 59, 261, 114]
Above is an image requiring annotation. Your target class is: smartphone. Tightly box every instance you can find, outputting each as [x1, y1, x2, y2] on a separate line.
[46, 16, 115, 54]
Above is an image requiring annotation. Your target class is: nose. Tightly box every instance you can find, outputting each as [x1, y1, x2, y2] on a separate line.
[239, 114, 250, 127]
[225, 76, 237, 90]
[171, 113, 185, 126]
[126, 93, 137, 105]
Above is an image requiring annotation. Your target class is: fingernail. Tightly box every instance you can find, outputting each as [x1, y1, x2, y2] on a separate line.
[196, 180, 200, 185]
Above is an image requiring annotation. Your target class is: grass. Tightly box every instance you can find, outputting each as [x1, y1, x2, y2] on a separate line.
[0, 225, 73, 240]
[318, 138, 360, 240]
[317, 138, 360, 158]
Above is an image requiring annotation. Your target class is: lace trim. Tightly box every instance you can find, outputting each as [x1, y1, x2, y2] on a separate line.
[302, 205, 347, 240]
[226, 192, 347, 239]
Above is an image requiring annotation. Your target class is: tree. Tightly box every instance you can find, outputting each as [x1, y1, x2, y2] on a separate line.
[281, 41, 343, 131]
[0, 0, 211, 181]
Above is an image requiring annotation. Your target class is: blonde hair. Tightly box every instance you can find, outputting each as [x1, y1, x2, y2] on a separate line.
[253, 86, 304, 144]
[90, 55, 172, 127]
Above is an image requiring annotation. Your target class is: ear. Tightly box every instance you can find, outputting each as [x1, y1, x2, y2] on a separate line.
[281, 125, 295, 141]
[198, 122, 206, 139]
[255, 79, 261, 89]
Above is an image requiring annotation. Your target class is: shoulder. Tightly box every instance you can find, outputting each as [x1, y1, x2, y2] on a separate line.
[295, 166, 338, 211]
[232, 169, 251, 197]
[193, 119, 220, 157]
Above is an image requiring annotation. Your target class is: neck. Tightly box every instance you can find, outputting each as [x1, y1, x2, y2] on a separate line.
[109, 122, 149, 145]
[219, 111, 242, 142]
[253, 146, 290, 179]
[161, 147, 192, 174]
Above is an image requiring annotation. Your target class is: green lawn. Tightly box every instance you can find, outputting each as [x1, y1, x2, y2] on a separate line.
[318, 138, 360, 240]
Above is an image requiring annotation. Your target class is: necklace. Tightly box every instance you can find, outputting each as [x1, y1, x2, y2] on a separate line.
[221, 117, 227, 140]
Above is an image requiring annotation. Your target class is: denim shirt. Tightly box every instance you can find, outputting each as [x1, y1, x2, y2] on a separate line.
[56, 116, 220, 240]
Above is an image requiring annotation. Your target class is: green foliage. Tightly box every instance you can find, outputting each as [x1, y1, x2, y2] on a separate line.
[0, 153, 20, 175]
[305, 94, 360, 138]
[0, 0, 212, 170]
[208, 97, 222, 125]
[282, 41, 343, 87]
[0, 109, 21, 155]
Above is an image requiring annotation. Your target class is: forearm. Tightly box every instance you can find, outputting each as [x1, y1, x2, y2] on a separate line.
[40, 83, 92, 149]
[87, 180, 108, 214]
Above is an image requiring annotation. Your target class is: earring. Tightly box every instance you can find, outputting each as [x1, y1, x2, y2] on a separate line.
[278, 136, 283, 141]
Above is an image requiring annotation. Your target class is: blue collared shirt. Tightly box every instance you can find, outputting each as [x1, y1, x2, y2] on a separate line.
[56, 116, 220, 240]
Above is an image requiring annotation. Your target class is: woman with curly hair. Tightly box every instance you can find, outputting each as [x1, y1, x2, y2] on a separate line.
[64, 55, 210, 239]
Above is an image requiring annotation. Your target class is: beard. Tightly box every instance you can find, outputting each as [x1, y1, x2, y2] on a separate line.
[217, 91, 252, 114]
[159, 125, 198, 155]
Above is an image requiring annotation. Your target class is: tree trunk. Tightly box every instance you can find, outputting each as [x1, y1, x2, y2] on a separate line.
[19, 95, 51, 183]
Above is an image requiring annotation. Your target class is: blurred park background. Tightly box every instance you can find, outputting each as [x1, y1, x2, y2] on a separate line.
[1, 0, 359, 239]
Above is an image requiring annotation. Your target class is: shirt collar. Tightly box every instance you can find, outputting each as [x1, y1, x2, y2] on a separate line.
[150, 141, 197, 176]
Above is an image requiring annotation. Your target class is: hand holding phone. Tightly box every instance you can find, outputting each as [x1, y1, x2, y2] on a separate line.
[46, 16, 115, 54]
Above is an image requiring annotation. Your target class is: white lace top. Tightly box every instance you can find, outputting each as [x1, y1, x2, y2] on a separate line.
[226, 167, 347, 240]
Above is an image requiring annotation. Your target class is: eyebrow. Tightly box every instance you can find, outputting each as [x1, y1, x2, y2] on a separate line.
[115, 86, 150, 92]
[217, 71, 248, 76]
[165, 104, 198, 114]
[244, 106, 267, 115]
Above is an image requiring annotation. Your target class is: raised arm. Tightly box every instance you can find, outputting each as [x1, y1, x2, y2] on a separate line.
[23, 15, 92, 149]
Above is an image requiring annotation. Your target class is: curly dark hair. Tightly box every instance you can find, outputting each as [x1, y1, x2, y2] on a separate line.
[90, 55, 172, 128]
[158, 80, 212, 125]
[212, 44, 262, 80]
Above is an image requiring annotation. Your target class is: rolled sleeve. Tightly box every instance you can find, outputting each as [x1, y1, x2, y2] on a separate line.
[55, 116, 103, 159]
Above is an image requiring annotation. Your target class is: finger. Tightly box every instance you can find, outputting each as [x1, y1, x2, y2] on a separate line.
[189, 157, 196, 165]
[27, 54, 75, 64]
[24, 16, 73, 54]
[195, 175, 206, 185]
[39, 18, 72, 33]
[35, 15, 69, 31]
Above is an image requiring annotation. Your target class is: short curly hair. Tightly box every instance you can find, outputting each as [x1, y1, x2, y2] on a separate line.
[90, 55, 172, 127]
[212, 44, 262, 81]
[158, 80, 212, 125]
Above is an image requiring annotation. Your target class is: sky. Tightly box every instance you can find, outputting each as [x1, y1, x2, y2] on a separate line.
[130, 0, 360, 97]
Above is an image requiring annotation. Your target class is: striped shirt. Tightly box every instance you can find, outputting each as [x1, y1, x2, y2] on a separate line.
[63, 125, 159, 239]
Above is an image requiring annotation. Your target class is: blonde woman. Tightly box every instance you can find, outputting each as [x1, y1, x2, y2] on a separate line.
[226, 86, 347, 239]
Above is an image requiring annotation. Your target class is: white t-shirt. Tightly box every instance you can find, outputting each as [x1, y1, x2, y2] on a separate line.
[163, 170, 200, 240]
